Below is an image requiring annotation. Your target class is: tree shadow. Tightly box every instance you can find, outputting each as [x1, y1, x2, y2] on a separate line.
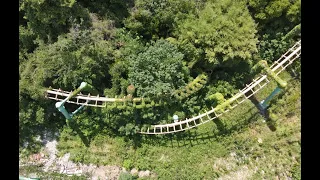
[263, 110, 277, 131]
[133, 102, 263, 148]
[213, 118, 226, 135]
[248, 94, 265, 115]
[210, 104, 261, 137]
[68, 121, 90, 147]
[248, 94, 277, 131]
[137, 128, 219, 148]
[124, 134, 143, 149]
[171, 131, 219, 148]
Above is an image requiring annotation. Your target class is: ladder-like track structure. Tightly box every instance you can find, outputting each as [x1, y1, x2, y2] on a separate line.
[45, 40, 301, 135]
[45, 88, 150, 108]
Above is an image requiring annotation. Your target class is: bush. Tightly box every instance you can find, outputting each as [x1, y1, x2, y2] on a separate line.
[123, 159, 134, 170]
[128, 39, 189, 98]
[119, 171, 137, 180]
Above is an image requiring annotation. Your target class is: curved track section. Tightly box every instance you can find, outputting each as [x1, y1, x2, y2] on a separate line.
[45, 40, 301, 134]
[140, 40, 301, 134]
[45, 73, 208, 107]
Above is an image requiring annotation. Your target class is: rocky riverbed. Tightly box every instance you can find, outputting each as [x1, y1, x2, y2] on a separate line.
[19, 134, 156, 179]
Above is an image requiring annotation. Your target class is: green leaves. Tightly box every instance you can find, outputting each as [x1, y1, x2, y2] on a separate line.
[128, 39, 188, 98]
[18, 0, 300, 148]
[247, 0, 301, 37]
[119, 123, 139, 136]
[286, 0, 301, 23]
[20, 0, 91, 42]
[124, 0, 200, 40]
[19, 25, 37, 54]
[248, 0, 300, 22]
[20, 17, 116, 91]
[175, 0, 258, 67]
[258, 32, 291, 64]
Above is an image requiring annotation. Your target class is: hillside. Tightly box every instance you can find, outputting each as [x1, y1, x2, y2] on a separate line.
[19, 0, 301, 179]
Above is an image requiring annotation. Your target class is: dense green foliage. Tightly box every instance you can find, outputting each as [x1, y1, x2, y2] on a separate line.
[50, 74, 301, 179]
[124, 0, 203, 40]
[128, 39, 188, 98]
[247, 0, 301, 33]
[246, 0, 301, 63]
[174, 0, 258, 68]
[19, 0, 91, 43]
[19, 0, 300, 179]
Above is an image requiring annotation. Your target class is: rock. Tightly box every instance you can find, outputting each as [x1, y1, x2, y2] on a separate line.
[130, 168, 138, 175]
[74, 169, 82, 175]
[92, 177, 98, 180]
[92, 166, 107, 180]
[138, 170, 150, 177]
[60, 153, 70, 164]
[103, 165, 122, 180]
[29, 173, 38, 178]
[21, 134, 127, 179]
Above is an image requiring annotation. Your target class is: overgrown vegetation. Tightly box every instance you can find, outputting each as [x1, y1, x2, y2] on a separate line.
[53, 74, 301, 179]
[19, 0, 300, 179]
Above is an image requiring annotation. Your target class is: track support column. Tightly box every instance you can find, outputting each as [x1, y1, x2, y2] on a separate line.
[55, 82, 96, 123]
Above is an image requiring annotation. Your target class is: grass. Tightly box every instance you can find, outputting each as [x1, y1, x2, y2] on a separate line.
[22, 69, 301, 179]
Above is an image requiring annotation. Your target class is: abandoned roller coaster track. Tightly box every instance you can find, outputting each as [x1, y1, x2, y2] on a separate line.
[45, 40, 301, 135]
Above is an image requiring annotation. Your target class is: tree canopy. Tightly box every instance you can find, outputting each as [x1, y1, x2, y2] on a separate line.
[19, 0, 300, 153]
[128, 39, 188, 98]
[124, 0, 203, 40]
[174, 0, 258, 69]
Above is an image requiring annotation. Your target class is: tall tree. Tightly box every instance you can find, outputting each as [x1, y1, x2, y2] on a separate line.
[124, 0, 204, 40]
[19, 0, 91, 43]
[20, 15, 117, 91]
[128, 39, 189, 98]
[247, 0, 301, 63]
[77, 0, 134, 27]
[174, 0, 258, 69]
[19, 16, 118, 148]
[247, 0, 301, 35]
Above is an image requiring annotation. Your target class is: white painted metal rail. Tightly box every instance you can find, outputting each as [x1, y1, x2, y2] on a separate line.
[140, 40, 301, 134]
[45, 40, 301, 134]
